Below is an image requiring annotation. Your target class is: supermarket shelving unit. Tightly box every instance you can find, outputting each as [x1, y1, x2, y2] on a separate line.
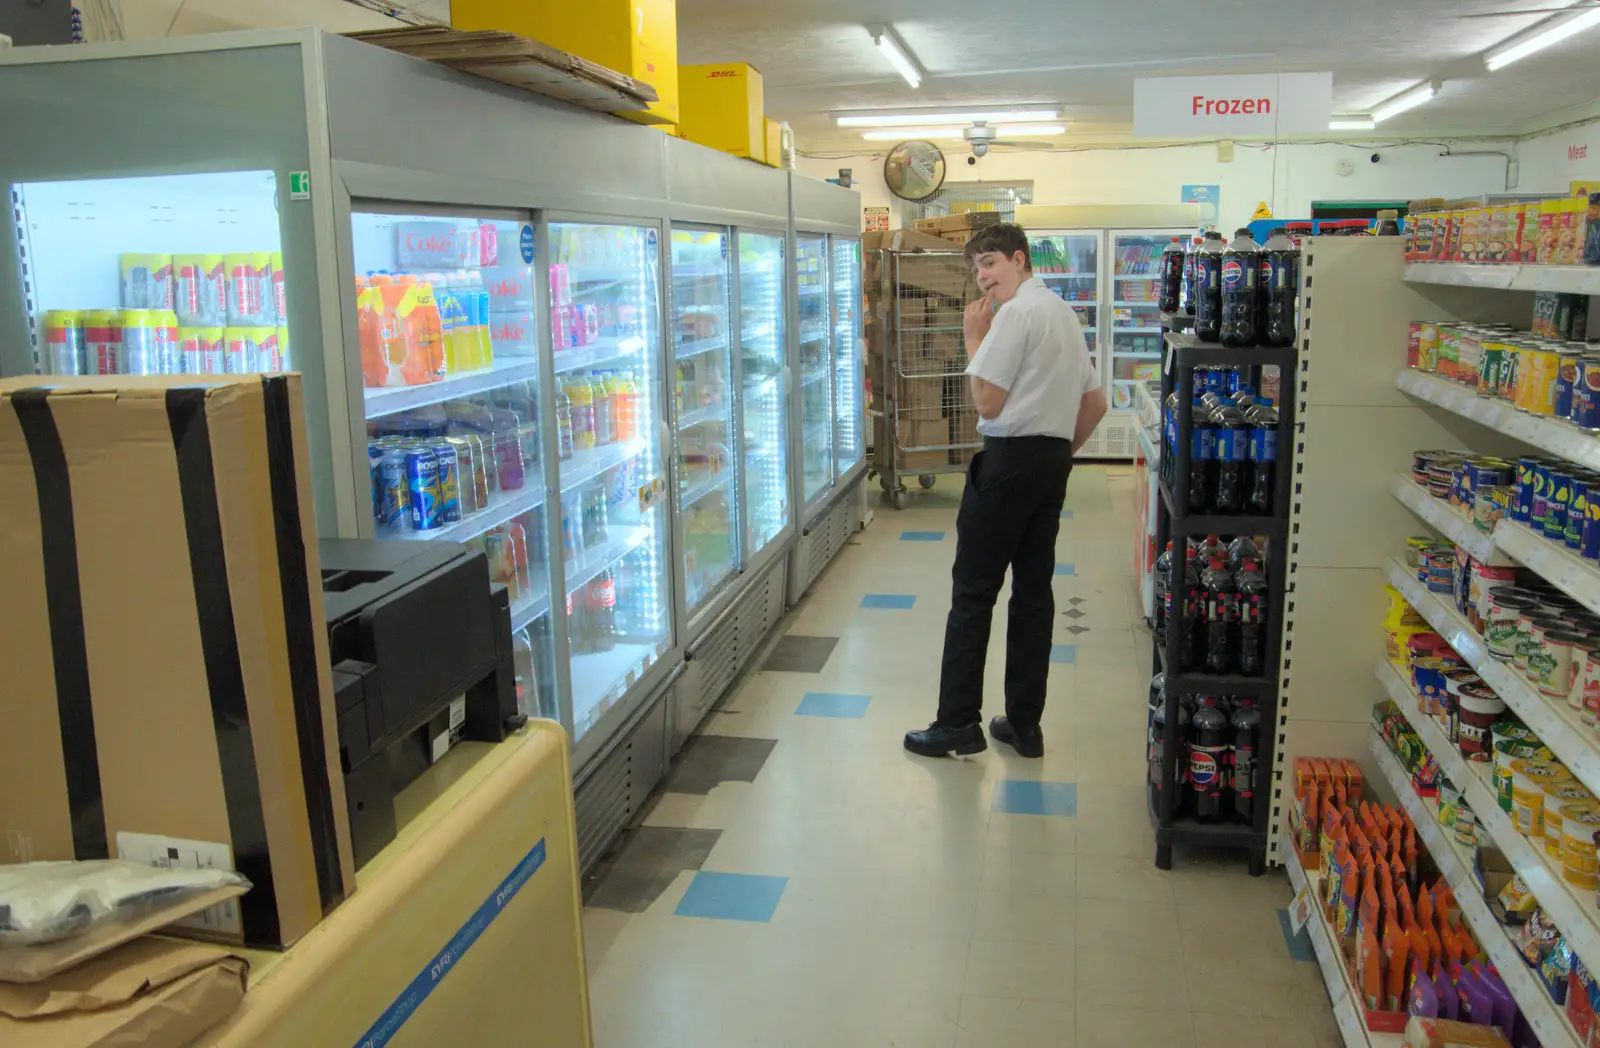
[1148, 334, 1296, 874]
[1274, 236, 1600, 1047]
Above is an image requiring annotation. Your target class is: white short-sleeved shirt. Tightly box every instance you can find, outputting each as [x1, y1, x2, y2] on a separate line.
[965, 275, 1100, 439]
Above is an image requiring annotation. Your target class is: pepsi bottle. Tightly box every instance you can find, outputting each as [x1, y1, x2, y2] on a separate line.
[1181, 235, 1201, 315]
[1181, 548, 1203, 671]
[1154, 543, 1173, 648]
[1186, 401, 1214, 514]
[1245, 405, 1279, 515]
[1150, 698, 1190, 815]
[1189, 696, 1230, 823]
[1226, 536, 1262, 572]
[1230, 697, 1262, 824]
[1219, 229, 1260, 348]
[1211, 404, 1249, 515]
[1202, 555, 1238, 675]
[1159, 237, 1185, 312]
[1193, 232, 1226, 341]
[1237, 558, 1268, 677]
[1261, 227, 1299, 348]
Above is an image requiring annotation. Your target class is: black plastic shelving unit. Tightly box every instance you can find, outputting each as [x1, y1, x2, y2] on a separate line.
[1148, 330, 1298, 875]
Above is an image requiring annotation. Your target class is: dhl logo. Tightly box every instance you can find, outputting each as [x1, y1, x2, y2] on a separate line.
[707, 70, 738, 78]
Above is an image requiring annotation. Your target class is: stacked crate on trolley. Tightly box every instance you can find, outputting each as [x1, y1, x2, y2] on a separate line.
[865, 245, 982, 508]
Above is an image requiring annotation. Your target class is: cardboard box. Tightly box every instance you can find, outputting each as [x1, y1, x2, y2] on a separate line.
[863, 228, 964, 254]
[677, 62, 763, 159]
[912, 212, 1002, 236]
[763, 117, 781, 168]
[0, 375, 355, 950]
[452, 0, 679, 125]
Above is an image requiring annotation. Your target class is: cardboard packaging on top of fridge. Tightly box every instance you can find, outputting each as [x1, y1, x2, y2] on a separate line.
[0, 374, 355, 950]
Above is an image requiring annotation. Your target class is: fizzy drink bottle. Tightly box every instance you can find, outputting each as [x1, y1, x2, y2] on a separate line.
[587, 568, 617, 653]
[1181, 234, 1202, 316]
[1219, 229, 1260, 348]
[1187, 401, 1213, 513]
[1245, 405, 1279, 515]
[1230, 697, 1261, 824]
[1154, 543, 1173, 649]
[1202, 555, 1238, 674]
[1210, 403, 1249, 514]
[1150, 697, 1190, 815]
[1193, 232, 1226, 341]
[1189, 696, 1230, 822]
[1181, 550, 1204, 671]
[1261, 228, 1299, 348]
[1159, 237, 1184, 312]
[1237, 558, 1268, 677]
[1226, 536, 1262, 572]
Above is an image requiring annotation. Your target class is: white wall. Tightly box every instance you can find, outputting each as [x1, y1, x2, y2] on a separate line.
[801, 141, 1517, 233]
[1516, 116, 1600, 194]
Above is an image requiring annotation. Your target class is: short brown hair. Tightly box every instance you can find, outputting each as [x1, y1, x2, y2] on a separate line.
[963, 222, 1031, 270]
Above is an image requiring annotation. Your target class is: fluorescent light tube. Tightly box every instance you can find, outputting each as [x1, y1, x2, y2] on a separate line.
[1372, 81, 1438, 124]
[1486, 6, 1600, 70]
[836, 109, 1060, 127]
[1329, 118, 1377, 130]
[861, 127, 965, 141]
[868, 25, 922, 89]
[992, 124, 1067, 136]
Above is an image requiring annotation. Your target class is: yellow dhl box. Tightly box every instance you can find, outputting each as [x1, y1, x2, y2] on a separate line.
[0, 374, 356, 950]
[764, 117, 782, 167]
[452, 0, 679, 125]
[678, 62, 764, 159]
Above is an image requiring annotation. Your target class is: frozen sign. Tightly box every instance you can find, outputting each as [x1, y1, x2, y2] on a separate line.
[1133, 72, 1333, 138]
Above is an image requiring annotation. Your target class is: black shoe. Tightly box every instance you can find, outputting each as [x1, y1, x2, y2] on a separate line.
[904, 722, 987, 758]
[990, 716, 1044, 758]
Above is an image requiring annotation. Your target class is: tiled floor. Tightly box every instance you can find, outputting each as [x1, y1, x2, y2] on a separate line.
[583, 465, 1339, 1048]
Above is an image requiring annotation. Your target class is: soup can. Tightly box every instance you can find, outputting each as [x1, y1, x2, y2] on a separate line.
[1574, 357, 1600, 430]
[1557, 347, 1585, 420]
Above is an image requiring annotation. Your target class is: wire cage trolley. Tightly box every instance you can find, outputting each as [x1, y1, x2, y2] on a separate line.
[866, 248, 982, 509]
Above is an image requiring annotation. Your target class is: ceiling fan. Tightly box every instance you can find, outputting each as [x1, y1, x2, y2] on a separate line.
[1451, 0, 1597, 15]
[964, 122, 1055, 156]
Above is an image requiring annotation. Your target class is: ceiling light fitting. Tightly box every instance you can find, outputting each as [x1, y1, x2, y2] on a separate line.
[835, 109, 1060, 128]
[867, 24, 922, 89]
[1372, 81, 1440, 124]
[1485, 5, 1600, 71]
[859, 124, 1067, 142]
[861, 127, 964, 141]
[1328, 117, 1377, 130]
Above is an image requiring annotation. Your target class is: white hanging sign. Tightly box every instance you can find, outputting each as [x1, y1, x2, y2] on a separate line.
[1133, 72, 1333, 138]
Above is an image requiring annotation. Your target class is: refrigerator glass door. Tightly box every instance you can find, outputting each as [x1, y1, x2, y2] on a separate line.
[1108, 231, 1176, 411]
[796, 233, 833, 508]
[351, 206, 558, 722]
[549, 221, 673, 742]
[1029, 231, 1099, 357]
[738, 232, 790, 559]
[671, 227, 739, 617]
[830, 236, 864, 479]
[16, 171, 287, 377]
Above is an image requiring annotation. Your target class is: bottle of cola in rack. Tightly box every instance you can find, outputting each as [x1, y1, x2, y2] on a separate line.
[1209, 403, 1249, 514]
[1237, 558, 1268, 676]
[1150, 696, 1190, 815]
[1159, 237, 1185, 312]
[1189, 696, 1230, 822]
[1219, 229, 1260, 348]
[1202, 556, 1238, 674]
[1260, 227, 1299, 348]
[1187, 402, 1214, 513]
[1230, 696, 1261, 824]
[1245, 405, 1279, 515]
[1193, 232, 1226, 341]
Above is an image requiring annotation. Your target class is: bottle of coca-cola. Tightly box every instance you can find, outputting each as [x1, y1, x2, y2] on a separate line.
[1190, 696, 1230, 823]
[587, 568, 617, 652]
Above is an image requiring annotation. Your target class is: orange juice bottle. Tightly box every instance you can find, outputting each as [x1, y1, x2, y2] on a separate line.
[398, 283, 445, 384]
[607, 370, 637, 441]
[357, 286, 389, 387]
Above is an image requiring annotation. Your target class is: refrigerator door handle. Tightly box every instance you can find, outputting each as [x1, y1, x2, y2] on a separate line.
[781, 365, 792, 392]
[659, 419, 675, 464]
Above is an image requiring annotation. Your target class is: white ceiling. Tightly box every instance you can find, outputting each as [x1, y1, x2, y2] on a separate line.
[672, 0, 1600, 148]
[88, 0, 1600, 149]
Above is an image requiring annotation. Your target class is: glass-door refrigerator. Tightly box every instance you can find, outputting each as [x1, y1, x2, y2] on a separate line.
[1108, 230, 1185, 417]
[669, 227, 738, 619]
[830, 236, 864, 481]
[547, 220, 675, 746]
[350, 206, 560, 722]
[737, 231, 791, 569]
[795, 233, 833, 514]
[1028, 231, 1100, 357]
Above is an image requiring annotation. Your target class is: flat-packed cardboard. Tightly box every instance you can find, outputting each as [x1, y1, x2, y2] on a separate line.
[451, 0, 679, 125]
[0, 938, 247, 1048]
[0, 375, 355, 950]
[912, 211, 1001, 236]
[677, 62, 763, 159]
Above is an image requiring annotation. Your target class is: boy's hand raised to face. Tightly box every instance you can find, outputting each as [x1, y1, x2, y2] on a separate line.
[963, 298, 993, 357]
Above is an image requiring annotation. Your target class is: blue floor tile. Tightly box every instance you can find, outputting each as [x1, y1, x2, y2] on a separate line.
[1278, 908, 1315, 962]
[1059, 510, 1074, 520]
[795, 692, 872, 718]
[674, 871, 788, 923]
[1050, 644, 1076, 664]
[900, 530, 945, 542]
[993, 780, 1077, 816]
[861, 593, 916, 610]
[1054, 563, 1076, 576]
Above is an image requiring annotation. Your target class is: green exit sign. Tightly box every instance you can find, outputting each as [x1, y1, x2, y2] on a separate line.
[288, 171, 311, 200]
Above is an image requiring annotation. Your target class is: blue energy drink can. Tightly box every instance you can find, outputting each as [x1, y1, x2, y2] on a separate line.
[404, 449, 443, 531]
[377, 451, 411, 532]
[430, 441, 463, 524]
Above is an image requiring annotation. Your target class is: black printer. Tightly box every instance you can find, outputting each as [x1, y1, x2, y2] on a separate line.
[320, 539, 525, 867]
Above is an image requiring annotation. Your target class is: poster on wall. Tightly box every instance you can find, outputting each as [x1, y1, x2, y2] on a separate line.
[863, 206, 890, 232]
[1181, 185, 1221, 231]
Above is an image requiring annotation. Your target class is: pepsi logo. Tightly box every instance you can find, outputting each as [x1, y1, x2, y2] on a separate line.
[1221, 260, 1243, 286]
[1190, 751, 1220, 787]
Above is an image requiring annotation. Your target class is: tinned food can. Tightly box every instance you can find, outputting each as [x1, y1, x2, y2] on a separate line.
[1547, 470, 1576, 542]
[1575, 357, 1600, 431]
[1516, 456, 1542, 524]
[1557, 347, 1584, 420]
[118, 310, 160, 375]
[1524, 345, 1561, 416]
[377, 452, 411, 532]
[42, 309, 87, 376]
[1479, 340, 1507, 398]
[404, 449, 442, 531]
[1569, 476, 1593, 550]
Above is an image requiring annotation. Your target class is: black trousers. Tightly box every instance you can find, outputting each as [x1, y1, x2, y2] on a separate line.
[937, 435, 1073, 731]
